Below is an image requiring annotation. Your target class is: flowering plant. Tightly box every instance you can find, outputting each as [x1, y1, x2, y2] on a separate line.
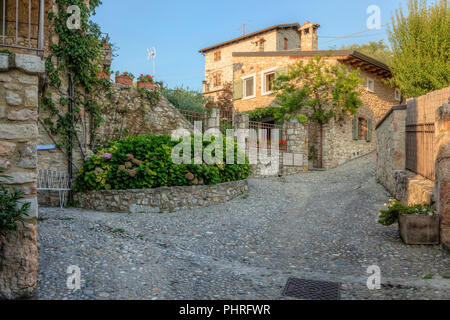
[138, 74, 154, 83]
[378, 199, 434, 226]
[115, 71, 134, 80]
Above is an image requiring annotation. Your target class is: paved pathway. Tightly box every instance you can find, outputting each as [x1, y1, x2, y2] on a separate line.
[37, 153, 450, 300]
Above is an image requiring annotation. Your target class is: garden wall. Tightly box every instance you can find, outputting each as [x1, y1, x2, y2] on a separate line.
[38, 85, 194, 206]
[376, 105, 434, 205]
[74, 179, 248, 213]
[0, 53, 44, 299]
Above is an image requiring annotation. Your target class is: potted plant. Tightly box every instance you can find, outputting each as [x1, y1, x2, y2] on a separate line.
[137, 74, 155, 90]
[378, 199, 440, 245]
[98, 68, 112, 80]
[115, 71, 134, 85]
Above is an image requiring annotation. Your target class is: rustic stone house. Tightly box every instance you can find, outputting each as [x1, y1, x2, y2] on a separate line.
[199, 22, 318, 102]
[200, 21, 403, 169]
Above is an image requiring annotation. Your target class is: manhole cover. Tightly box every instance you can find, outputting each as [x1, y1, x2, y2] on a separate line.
[282, 278, 341, 300]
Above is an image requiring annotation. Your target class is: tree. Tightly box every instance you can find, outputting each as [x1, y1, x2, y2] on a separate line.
[273, 54, 364, 167]
[388, 0, 449, 98]
[339, 40, 393, 65]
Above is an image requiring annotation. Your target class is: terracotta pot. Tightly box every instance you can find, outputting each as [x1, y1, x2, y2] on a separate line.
[98, 71, 110, 80]
[137, 81, 154, 90]
[115, 76, 133, 85]
[398, 214, 440, 245]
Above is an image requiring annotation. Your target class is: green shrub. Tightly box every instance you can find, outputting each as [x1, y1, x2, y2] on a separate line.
[161, 87, 207, 113]
[378, 199, 434, 226]
[74, 135, 251, 191]
[0, 168, 30, 235]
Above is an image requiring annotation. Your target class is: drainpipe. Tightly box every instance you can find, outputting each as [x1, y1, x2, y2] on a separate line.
[38, 0, 45, 56]
[68, 73, 74, 204]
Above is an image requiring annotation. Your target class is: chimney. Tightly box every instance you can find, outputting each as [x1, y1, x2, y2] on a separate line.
[299, 21, 320, 51]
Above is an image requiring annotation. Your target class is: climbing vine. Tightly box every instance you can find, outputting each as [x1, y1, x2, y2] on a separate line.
[39, 0, 161, 166]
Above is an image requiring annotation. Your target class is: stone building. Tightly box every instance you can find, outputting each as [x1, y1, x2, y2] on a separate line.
[199, 22, 319, 102]
[231, 50, 401, 169]
[200, 21, 401, 169]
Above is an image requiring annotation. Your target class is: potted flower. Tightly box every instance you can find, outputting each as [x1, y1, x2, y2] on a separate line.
[115, 71, 134, 85]
[98, 68, 112, 80]
[378, 199, 440, 245]
[137, 74, 155, 90]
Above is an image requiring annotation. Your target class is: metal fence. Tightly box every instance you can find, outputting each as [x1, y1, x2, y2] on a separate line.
[405, 87, 450, 181]
[1, 0, 45, 53]
[179, 109, 208, 131]
[406, 123, 435, 181]
[249, 121, 287, 151]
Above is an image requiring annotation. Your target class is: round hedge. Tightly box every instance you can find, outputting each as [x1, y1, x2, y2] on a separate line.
[74, 135, 251, 191]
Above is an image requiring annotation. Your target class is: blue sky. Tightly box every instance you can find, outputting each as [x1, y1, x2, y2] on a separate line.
[92, 0, 408, 91]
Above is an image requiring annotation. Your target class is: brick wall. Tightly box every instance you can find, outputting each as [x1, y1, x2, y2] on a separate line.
[0, 52, 44, 299]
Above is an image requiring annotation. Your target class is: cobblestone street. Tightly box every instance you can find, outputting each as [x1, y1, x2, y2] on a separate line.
[37, 153, 450, 300]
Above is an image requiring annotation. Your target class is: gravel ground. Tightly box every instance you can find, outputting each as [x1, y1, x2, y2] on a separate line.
[36, 153, 450, 300]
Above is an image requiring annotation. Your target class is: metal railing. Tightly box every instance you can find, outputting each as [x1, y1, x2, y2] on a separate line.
[249, 121, 287, 150]
[1, 0, 45, 53]
[179, 109, 208, 131]
[406, 123, 435, 181]
[38, 169, 71, 208]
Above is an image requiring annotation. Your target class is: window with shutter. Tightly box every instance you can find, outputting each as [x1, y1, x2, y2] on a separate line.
[275, 65, 289, 78]
[242, 74, 256, 99]
[233, 79, 243, 100]
[353, 116, 359, 140]
[366, 119, 372, 142]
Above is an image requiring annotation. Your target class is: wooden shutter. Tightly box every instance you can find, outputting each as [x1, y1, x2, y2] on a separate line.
[353, 116, 359, 140]
[275, 65, 289, 78]
[233, 79, 243, 100]
[366, 118, 372, 142]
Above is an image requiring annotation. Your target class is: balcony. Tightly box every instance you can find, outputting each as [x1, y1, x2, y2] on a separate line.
[0, 0, 45, 54]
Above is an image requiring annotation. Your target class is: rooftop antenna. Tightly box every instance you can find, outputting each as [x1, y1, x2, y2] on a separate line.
[240, 20, 253, 36]
[146, 47, 156, 76]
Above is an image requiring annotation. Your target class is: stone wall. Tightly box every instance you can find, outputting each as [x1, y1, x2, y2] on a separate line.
[375, 104, 435, 206]
[376, 106, 407, 194]
[75, 179, 248, 213]
[435, 103, 450, 248]
[97, 84, 193, 145]
[0, 52, 43, 299]
[38, 85, 194, 207]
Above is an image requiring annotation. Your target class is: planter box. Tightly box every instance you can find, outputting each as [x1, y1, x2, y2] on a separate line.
[398, 214, 440, 245]
[98, 71, 110, 80]
[137, 81, 155, 90]
[115, 76, 133, 85]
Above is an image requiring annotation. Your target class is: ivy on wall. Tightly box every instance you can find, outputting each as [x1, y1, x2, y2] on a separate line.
[39, 0, 160, 165]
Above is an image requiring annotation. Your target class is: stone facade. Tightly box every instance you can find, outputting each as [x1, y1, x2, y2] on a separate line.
[75, 180, 249, 213]
[0, 52, 43, 299]
[232, 51, 399, 169]
[200, 24, 304, 102]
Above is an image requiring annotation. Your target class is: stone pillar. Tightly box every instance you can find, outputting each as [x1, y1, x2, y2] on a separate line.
[206, 107, 220, 131]
[282, 119, 308, 174]
[234, 112, 249, 130]
[0, 53, 44, 299]
[435, 103, 450, 249]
